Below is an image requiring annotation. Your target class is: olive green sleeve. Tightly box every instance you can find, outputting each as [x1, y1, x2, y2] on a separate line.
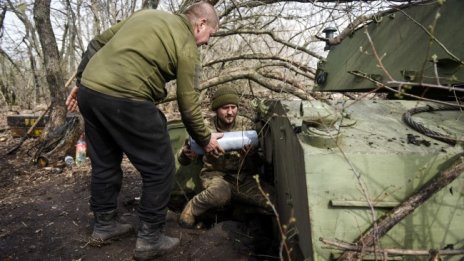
[76, 20, 126, 85]
[176, 45, 211, 147]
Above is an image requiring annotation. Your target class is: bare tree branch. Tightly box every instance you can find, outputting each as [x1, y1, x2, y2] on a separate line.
[219, 0, 420, 18]
[6, 0, 42, 60]
[396, 7, 464, 66]
[337, 155, 464, 260]
[202, 68, 314, 100]
[214, 29, 325, 60]
[387, 81, 464, 93]
[257, 61, 315, 80]
[259, 69, 312, 93]
[0, 4, 6, 38]
[321, 238, 464, 257]
[0, 48, 21, 72]
[203, 53, 316, 75]
[160, 66, 314, 104]
[349, 71, 464, 108]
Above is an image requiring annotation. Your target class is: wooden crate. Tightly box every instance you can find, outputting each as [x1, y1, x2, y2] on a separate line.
[7, 114, 78, 137]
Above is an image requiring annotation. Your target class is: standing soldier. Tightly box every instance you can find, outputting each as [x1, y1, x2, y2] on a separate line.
[66, 2, 223, 260]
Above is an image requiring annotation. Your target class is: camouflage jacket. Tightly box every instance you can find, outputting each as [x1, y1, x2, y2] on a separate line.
[202, 115, 261, 181]
[178, 115, 262, 181]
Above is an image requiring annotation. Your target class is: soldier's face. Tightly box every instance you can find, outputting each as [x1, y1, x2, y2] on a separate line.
[216, 104, 237, 125]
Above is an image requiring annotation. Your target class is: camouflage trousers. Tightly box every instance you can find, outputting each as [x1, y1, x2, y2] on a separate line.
[189, 171, 274, 217]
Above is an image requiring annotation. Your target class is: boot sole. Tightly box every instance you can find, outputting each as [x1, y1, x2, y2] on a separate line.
[89, 229, 133, 247]
[178, 219, 195, 229]
[133, 251, 161, 261]
[133, 241, 180, 260]
[133, 248, 169, 261]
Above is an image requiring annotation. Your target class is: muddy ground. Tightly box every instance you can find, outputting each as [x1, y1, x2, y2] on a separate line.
[0, 112, 277, 261]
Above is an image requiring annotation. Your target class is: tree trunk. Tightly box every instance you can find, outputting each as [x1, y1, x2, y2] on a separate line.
[28, 46, 41, 105]
[33, 0, 80, 166]
[89, 0, 102, 36]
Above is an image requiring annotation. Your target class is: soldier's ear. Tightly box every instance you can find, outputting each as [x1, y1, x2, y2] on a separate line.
[196, 18, 207, 31]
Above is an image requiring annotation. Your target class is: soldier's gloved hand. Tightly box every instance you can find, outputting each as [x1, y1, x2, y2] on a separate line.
[181, 145, 197, 160]
[240, 144, 256, 156]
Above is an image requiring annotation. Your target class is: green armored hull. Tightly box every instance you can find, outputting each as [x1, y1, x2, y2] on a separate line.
[315, 0, 464, 96]
[257, 99, 463, 260]
[261, 0, 463, 259]
[264, 0, 464, 259]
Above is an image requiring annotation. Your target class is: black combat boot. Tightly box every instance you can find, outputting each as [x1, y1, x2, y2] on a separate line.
[179, 200, 196, 228]
[133, 221, 180, 260]
[91, 209, 133, 242]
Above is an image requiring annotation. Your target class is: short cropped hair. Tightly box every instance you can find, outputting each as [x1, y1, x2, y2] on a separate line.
[183, 1, 219, 29]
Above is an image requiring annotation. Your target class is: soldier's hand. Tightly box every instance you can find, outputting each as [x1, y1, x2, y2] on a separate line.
[66, 86, 79, 112]
[181, 145, 197, 160]
[203, 133, 224, 155]
[241, 144, 256, 155]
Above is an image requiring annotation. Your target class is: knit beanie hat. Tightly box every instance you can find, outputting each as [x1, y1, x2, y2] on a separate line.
[211, 86, 239, 111]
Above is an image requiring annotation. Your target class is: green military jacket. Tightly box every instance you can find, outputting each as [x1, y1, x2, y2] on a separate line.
[79, 10, 210, 146]
[201, 115, 261, 181]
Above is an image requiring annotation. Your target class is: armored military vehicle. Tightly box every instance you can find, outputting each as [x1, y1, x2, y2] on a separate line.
[168, 0, 463, 260]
